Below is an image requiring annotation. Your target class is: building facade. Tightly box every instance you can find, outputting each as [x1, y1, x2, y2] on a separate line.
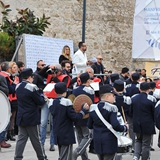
[3, 0, 137, 72]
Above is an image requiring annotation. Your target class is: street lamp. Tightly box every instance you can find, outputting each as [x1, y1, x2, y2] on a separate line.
[82, 0, 86, 42]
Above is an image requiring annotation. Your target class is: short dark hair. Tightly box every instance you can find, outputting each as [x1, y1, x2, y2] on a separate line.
[16, 61, 25, 68]
[142, 69, 146, 72]
[108, 70, 112, 74]
[61, 60, 71, 68]
[80, 72, 90, 84]
[121, 67, 129, 74]
[78, 41, 85, 48]
[36, 60, 43, 66]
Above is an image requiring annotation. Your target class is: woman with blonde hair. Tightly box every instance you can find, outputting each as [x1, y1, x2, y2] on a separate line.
[7, 61, 19, 141]
[59, 45, 72, 65]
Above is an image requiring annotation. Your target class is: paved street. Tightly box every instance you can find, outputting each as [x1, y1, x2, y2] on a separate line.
[0, 131, 160, 160]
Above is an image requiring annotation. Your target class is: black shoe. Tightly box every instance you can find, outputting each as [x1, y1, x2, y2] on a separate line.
[89, 148, 96, 154]
[150, 147, 155, 151]
[42, 145, 48, 159]
[49, 145, 55, 151]
[7, 130, 16, 141]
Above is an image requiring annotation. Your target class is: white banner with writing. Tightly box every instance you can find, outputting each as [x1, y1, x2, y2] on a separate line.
[132, 0, 160, 59]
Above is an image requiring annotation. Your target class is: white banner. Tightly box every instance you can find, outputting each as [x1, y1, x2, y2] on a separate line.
[132, 0, 160, 60]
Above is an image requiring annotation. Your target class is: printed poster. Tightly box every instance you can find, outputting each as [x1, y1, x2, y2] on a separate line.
[132, 0, 160, 59]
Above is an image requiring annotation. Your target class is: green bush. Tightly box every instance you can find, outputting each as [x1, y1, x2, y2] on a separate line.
[0, 32, 15, 61]
[0, 1, 50, 61]
[0, 1, 50, 37]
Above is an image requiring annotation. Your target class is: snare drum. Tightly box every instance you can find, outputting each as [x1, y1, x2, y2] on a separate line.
[0, 91, 11, 133]
[118, 136, 132, 153]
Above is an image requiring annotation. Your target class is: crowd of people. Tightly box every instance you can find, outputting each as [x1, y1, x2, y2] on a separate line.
[0, 41, 160, 160]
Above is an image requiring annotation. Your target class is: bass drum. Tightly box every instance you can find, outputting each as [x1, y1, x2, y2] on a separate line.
[0, 91, 11, 133]
[118, 136, 132, 153]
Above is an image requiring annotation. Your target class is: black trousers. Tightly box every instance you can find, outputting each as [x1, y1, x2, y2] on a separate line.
[97, 153, 116, 160]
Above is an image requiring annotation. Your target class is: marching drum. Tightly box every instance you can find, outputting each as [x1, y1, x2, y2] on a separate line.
[0, 91, 11, 133]
[73, 94, 92, 119]
[117, 136, 132, 153]
[68, 94, 76, 102]
[43, 83, 57, 98]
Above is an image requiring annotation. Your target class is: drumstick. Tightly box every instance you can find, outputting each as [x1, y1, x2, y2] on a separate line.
[121, 106, 126, 123]
[121, 106, 130, 138]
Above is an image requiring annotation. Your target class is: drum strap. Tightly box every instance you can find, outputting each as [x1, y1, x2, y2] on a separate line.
[95, 107, 124, 145]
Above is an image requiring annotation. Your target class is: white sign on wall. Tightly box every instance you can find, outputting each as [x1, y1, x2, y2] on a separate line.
[23, 34, 73, 71]
[132, 0, 160, 60]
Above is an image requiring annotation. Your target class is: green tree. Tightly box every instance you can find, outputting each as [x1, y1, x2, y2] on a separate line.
[0, 32, 15, 61]
[0, 1, 50, 37]
[0, 1, 50, 60]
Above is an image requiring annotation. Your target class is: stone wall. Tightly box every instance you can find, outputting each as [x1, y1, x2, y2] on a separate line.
[2, 0, 137, 72]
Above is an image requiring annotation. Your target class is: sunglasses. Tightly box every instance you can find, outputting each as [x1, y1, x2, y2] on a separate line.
[41, 64, 46, 67]
[98, 58, 103, 60]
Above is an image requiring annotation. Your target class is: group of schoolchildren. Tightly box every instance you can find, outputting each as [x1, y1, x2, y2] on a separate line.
[48, 69, 160, 160]
[1, 59, 160, 160]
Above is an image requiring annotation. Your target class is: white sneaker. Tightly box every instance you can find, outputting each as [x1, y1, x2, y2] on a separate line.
[133, 156, 138, 160]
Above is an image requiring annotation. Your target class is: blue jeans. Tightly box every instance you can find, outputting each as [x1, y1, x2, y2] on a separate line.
[0, 131, 6, 142]
[0, 122, 10, 142]
[40, 102, 54, 145]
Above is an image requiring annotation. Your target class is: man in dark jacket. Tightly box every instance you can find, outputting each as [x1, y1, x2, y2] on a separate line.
[14, 68, 47, 160]
[33, 60, 55, 151]
[119, 67, 129, 82]
[131, 82, 156, 160]
[91, 55, 105, 83]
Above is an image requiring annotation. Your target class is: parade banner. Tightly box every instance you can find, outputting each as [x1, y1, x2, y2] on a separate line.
[145, 61, 160, 78]
[132, 0, 160, 59]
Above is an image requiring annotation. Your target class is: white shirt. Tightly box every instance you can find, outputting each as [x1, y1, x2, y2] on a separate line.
[72, 49, 88, 73]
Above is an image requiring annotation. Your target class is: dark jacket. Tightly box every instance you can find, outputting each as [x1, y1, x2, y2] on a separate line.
[124, 82, 140, 97]
[114, 93, 131, 116]
[155, 100, 160, 129]
[33, 66, 50, 90]
[131, 92, 156, 135]
[88, 102, 127, 155]
[59, 55, 72, 65]
[91, 62, 105, 74]
[0, 74, 9, 95]
[91, 62, 105, 83]
[49, 97, 87, 145]
[119, 74, 128, 82]
[16, 81, 45, 126]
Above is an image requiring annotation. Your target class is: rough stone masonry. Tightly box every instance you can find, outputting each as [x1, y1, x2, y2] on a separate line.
[2, 0, 138, 72]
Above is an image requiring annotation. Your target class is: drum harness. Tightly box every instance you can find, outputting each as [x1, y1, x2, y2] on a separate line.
[94, 105, 124, 145]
